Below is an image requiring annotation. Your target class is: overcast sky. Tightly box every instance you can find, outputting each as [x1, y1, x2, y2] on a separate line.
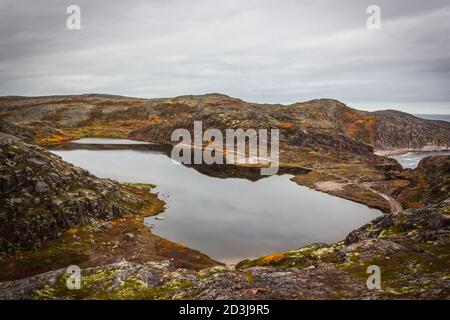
[0, 0, 449, 113]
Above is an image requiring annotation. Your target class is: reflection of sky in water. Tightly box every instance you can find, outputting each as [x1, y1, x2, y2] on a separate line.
[52, 139, 381, 264]
[391, 151, 450, 169]
[69, 138, 151, 145]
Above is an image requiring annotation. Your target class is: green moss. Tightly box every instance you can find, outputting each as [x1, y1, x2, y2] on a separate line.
[440, 206, 450, 215]
[245, 272, 254, 284]
[328, 291, 353, 300]
[127, 182, 157, 190]
[378, 224, 406, 239]
[102, 278, 195, 300]
[239, 244, 341, 269]
[338, 244, 450, 299]
[33, 269, 118, 300]
[199, 267, 228, 279]
[102, 276, 147, 299]
[347, 252, 361, 263]
[2, 245, 88, 282]
[32, 270, 197, 300]
[405, 191, 422, 204]
[383, 285, 433, 299]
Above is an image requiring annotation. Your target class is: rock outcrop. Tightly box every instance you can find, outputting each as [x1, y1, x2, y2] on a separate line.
[373, 110, 450, 152]
[392, 155, 450, 209]
[0, 132, 153, 252]
[0, 120, 34, 143]
[1, 200, 448, 300]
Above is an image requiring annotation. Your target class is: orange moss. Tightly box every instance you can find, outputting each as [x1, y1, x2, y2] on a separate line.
[36, 133, 75, 146]
[261, 253, 287, 266]
[51, 120, 154, 143]
[343, 111, 378, 145]
[66, 228, 78, 235]
[147, 115, 162, 124]
[279, 121, 294, 129]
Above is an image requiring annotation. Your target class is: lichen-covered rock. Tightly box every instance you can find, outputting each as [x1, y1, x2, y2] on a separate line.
[345, 206, 449, 245]
[1, 199, 448, 300]
[372, 110, 450, 152]
[0, 132, 154, 252]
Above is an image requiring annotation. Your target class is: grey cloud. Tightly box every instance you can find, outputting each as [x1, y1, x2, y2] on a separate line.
[0, 0, 449, 114]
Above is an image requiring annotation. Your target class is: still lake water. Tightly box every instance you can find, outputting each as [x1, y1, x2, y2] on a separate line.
[390, 151, 450, 169]
[415, 114, 450, 122]
[51, 138, 381, 263]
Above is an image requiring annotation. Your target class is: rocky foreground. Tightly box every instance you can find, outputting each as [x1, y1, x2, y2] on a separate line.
[1, 199, 449, 300]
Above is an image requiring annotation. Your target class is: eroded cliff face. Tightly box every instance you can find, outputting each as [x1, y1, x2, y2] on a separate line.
[372, 110, 450, 153]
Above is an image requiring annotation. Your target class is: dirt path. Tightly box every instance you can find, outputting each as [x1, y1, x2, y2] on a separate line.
[311, 170, 403, 214]
[363, 185, 403, 214]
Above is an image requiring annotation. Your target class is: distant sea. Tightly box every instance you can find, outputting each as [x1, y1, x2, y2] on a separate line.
[415, 114, 450, 122]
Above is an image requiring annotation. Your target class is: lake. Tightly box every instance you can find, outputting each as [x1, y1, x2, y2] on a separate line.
[51, 138, 382, 263]
[390, 151, 450, 169]
[415, 114, 450, 122]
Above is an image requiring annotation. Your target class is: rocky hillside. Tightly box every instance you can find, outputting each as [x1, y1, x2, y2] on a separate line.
[393, 155, 450, 209]
[0, 119, 34, 143]
[414, 156, 450, 204]
[0, 131, 156, 252]
[0, 94, 448, 156]
[372, 110, 450, 153]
